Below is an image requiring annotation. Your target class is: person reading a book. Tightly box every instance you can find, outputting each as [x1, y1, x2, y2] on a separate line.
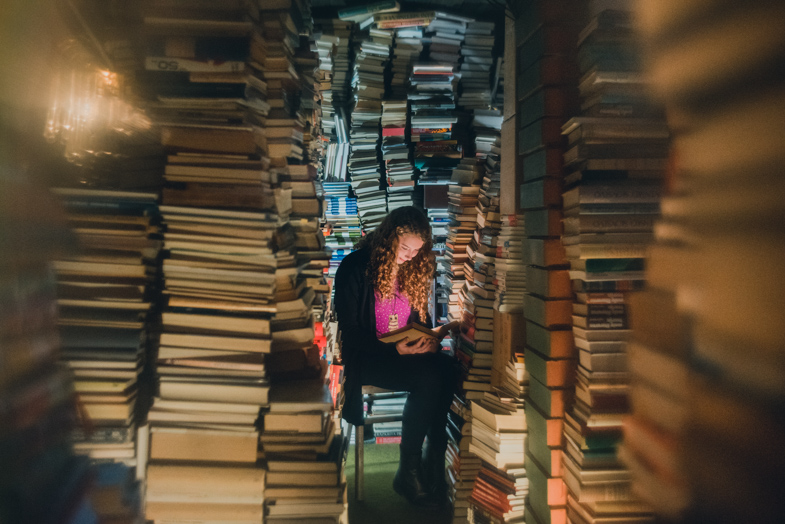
[334, 206, 458, 509]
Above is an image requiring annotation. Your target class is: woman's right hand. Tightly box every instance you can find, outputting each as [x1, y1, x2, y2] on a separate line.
[395, 336, 439, 355]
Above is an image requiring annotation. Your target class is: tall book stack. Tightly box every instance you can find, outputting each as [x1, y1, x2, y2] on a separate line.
[446, 395, 479, 522]
[514, 1, 586, 523]
[430, 207, 452, 323]
[51, 188, 161, 466]
[389, 24, 424, 99]
[136, 2, 310, 521]
[444, 184, 481, 325]
[0, 180, 96, 522]
[624, 1, 785, 523]
[347, 29, 389, 232]
[424, 12, 469, 64]
[290, 35, 331, 330]
[314, 19, 354, 109]
[261, 379, 348, 523]
[294, 36, 324, 173]
[458, 21, 496, 111]
[314, 33, 338, 142]
[322, 181, 360, 283]
[467, 391, 528, 524]
[493, 215, 526, 314]
[557, 1, 670, 521]
[381, 99, 416, 211]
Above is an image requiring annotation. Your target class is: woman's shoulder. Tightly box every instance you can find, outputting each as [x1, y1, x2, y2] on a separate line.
[341, 246, 370, 266]
[336, 247, 370, 275]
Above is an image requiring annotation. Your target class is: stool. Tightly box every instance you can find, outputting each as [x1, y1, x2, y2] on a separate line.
[354, 386, 406, 501]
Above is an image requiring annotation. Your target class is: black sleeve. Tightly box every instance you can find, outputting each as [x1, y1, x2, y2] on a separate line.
[333, 254, 398, 360]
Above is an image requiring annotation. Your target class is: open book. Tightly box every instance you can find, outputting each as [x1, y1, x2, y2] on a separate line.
[379, 321, 459, 344]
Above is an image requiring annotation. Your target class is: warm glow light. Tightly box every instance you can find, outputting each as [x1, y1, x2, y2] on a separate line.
[44, 39, 151, 163]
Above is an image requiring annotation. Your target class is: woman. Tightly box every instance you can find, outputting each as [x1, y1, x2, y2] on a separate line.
[334, 206, 458, 508]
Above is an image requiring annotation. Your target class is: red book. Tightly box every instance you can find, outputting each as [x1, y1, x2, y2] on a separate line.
[382, 127, 405, 136]
[375, 435, 402, 444]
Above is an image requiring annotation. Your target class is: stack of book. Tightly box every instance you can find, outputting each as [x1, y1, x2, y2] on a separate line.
[347, 27, 391, 232]
[139, 2, 326, 520]
[366, 392, 408, 444]
[446, 395, 479, 521]
[558, 2, 669, 521]
[444, 184, 481, 324]
[424, 12, 470, 63]
[146, 463, 265, 522]
[381, 99, 417, 211]
[624, 1, 785, 523]
[389, 24, 424, 99]
[494, 214, 527, 313]
[514, 1, 585, 522]
[51, 188, 161, 465]
[294, 36, 324, 176]
[0, 180, 97, 522]
[409, 60, 461, 189]
[321, 182, 361, 282]
[314, 31, 337, 142]
[429, 207, 452, 323]
[467, 392, 528, 523]
[336, 0, 401, 25]
[458, 20, 497, 108]
[316, 18, 354, 109]
[261, 379, 347, 523]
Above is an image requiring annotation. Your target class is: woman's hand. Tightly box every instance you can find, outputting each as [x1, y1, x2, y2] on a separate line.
[395, 336, 440, 355]
[434, 320, 460, 340]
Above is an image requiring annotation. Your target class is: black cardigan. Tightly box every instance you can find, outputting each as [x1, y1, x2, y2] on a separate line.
[333, 247, 422, 426]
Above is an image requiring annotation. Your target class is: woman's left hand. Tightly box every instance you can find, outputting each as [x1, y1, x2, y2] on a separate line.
[396, 336, 440, 355]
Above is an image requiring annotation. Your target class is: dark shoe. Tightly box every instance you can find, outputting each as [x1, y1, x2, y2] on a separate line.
[422, 440, 449, 506]
[393, 446, 439, 508]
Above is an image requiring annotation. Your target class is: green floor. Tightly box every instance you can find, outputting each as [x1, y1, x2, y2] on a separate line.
[345, 442, 453, 524]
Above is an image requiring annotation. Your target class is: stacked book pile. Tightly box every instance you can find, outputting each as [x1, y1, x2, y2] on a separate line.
[316, 19, 354, 109]
[137, 2, 326, 521]
[389, 24, 424, 99]
[494, 214, 526, 313]
[429, 207, 452, 324]
[519, 201, 573, 524]
[472, 108, 504, 167]
[0, 180, 97, 522]
[312, 21, 351, 185]
[512, 1, 585, 522]
[458, 20, 496, 111]
[261, 379, 347, 523]
[467, 392, 528, 523]
[314, 30, 338, 141]
[347, 27, 391, 232]
[381, 99, 417, 211]
[51, 188, 161, 465]
[446, 395, 479, 521]
[321, 182, 361, 282]
[443, 184, 480, 324]
[558, 2, 670, 522]
[624, 1, 785, 522]
[294, 36, 324, 175]
[410, 62, 461, 185]
[424, 12, 469, 63]
[366, 391, 408, 444]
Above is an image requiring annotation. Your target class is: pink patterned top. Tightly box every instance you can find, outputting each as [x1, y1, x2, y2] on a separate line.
[374, 281, 411, 338]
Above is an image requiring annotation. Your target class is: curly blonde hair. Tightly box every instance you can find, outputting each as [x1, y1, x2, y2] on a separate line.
[356, 206, 435, 322]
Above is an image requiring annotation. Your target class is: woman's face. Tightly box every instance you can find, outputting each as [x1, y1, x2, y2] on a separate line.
[396, 233, 425, 265]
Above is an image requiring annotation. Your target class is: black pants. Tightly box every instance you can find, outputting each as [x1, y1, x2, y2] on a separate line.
[360, 350, 458, 455]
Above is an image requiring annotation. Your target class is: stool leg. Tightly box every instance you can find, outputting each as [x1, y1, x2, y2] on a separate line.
[355, 424, 364, 501]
